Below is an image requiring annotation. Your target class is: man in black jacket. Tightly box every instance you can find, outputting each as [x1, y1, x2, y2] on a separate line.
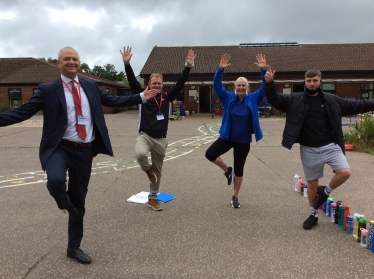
[120, 46, 196, 211]
[264, 65, 374, 230]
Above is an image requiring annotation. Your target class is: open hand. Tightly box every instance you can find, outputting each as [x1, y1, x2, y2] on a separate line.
[186, 49, 196, 67]
[143, 86, 159, 100]
[219, 54, 231, 69]
[120, 46, 133, 65]
[264, 65, 275, 83]
[254, 54, 266, 69]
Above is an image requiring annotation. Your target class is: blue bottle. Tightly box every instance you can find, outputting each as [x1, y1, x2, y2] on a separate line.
[327, 198, 334, 217]
[346, 216, 354, 234]
[323, 199, 328, 214]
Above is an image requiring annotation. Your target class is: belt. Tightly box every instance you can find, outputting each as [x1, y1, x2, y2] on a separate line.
[61, 139, 93, 148]
[149, 135, 166, 139]
[139, 131, 166, 139]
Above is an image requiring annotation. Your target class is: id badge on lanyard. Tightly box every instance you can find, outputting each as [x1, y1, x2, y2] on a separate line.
[154, 94, 164, 121]
[78, 116, 88, 125]
[157, 113, 164, 120]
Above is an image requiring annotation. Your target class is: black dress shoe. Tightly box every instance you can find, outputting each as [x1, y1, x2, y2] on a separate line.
[67, 248, 92, 264]
[65, 201, 82, 223]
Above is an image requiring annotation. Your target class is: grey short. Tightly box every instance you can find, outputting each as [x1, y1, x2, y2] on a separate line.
[300, 143, 350, 181]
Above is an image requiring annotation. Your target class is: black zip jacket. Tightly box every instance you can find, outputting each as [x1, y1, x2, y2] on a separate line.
[124, 64, 190, 137]
[265, 81, 374, 154]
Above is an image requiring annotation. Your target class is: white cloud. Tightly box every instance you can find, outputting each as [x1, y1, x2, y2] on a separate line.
[130, 16, 156, 32]
[45, 7, 107, 28]
[0, 11, 16, 20]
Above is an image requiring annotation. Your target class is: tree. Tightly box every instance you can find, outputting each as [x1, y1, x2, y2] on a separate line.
[80, 63, 91, 74]
[38, 57, 57, 64]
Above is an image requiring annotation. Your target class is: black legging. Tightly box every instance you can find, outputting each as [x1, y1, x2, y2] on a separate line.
[205, 138, 250, 177]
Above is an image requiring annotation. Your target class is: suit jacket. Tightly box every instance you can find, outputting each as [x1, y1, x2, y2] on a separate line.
[0, 77, 143, 170]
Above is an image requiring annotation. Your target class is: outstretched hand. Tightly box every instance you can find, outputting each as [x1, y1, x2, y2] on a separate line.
[219, 54, 231, 69]
[185, 49, 196, 67]
[264, 65, 276, 83]
[143, 86, 159, 100]
[120, 46, 133, 65]
[254, 54, 266, 69]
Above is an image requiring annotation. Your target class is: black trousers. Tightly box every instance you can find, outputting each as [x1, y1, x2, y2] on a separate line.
[45, 144, 93, 250]
[205, 138, 250, 177]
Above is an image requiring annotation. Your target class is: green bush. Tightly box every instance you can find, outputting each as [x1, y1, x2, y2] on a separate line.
[0, 103, 11, 112]
[343, 112, 374, 154]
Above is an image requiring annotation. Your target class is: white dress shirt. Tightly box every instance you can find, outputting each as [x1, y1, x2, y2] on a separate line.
[61, 74, 94, 143]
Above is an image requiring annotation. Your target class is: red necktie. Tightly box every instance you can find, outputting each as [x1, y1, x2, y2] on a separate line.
[71, 80, 87, 139]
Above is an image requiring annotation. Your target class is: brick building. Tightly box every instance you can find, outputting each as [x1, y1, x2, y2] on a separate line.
[0, 58, 131, 113]
[139, 43, 374, 114]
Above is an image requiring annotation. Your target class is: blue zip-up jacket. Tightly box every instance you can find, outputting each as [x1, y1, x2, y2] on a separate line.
[213, 67, 266, 142]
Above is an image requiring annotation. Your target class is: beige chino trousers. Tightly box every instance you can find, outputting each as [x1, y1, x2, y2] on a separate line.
[135, 132, 168, 199]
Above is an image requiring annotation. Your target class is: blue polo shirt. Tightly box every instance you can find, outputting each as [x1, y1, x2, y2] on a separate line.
[220, 98, 253, 144]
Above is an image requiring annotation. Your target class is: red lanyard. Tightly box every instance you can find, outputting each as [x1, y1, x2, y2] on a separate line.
[62, 79, 82, 112]
[153, 93, 163, 113]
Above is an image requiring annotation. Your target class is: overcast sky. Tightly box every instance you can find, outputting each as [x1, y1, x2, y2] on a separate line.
[1, 0, 373, 76]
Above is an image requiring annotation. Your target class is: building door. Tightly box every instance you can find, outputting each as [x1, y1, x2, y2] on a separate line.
[199, 86, 211, 113]
[8, 88, 22, 108]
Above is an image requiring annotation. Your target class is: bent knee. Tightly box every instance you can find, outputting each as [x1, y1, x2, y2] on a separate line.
[48, 176, 66, 186]
[205, 150, 216, 162]
[336, 168, 351, 179]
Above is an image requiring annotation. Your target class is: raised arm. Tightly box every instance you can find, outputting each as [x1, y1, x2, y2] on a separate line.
[254, 54, 266, 70]
[251, 54, 268, 104]
[168, 49, 196, 100]
[213, 54, 232, 102]
[120, 46, 144, 94]
[264, 65, 290, 112]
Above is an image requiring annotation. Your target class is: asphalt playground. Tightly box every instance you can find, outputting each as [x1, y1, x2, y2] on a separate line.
[1, 111, 373, 278]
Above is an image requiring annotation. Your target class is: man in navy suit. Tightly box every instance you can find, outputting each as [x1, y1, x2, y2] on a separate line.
[0, 46, 158, 264]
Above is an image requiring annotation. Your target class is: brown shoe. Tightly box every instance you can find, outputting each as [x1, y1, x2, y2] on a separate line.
[147, 198, 163, 211]
[145, 166, 157, 184]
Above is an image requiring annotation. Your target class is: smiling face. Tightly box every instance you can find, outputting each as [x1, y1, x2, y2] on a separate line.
[235, 77, 248, 99]
[149, 76, 163, 93]
[57, 47, 80, 79]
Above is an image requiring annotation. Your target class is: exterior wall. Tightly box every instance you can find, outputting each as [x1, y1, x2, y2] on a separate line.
[0, 84, 123, 114]
[337, 83, 360, 99]
[0, 85, 35, 107]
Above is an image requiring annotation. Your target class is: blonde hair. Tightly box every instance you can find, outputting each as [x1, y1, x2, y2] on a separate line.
[150, 73, 163, 82]
[234, 77, 249, 94]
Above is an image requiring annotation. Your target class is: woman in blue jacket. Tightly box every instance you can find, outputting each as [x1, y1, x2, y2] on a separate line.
[205, 54, 267, 208]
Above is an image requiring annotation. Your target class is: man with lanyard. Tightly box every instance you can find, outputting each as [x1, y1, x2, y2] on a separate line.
[0, 46, 158, 263]
[120, 46, 196, 211]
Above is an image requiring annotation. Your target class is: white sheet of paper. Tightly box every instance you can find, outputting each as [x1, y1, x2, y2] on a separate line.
[126, 191, 150, 204]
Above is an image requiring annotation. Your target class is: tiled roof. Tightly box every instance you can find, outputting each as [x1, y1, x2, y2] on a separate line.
[140, 43, 374, 76]
[0, 58, 129, 88]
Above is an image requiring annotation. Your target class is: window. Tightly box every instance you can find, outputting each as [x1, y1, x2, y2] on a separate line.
[112, 89, 116, 96]
[8, 88, 22, 108]
[189, 89, 197, 102]
[360, 83, 373, 99]
[227, 85, 235, 92]
[322, 83, 336, 94]
[33, 88, 39, 95]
